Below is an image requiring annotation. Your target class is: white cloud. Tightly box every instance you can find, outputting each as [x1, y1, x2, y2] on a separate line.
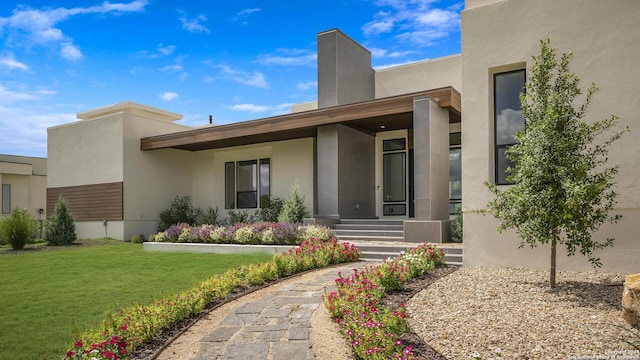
[0, 105, 75, 157]
[0, 53, 28, 71]
[135, 44, 176, 59]
[179, 12, 210, 33]
[363, 0, 461, 47]
[233, 8, 261, 22]
[256, 48, 317, 66]
[217, 64, 269, 89]
[0, 1, 148, 60]
[297, 80, 317, 91]
[0, 85, 56, 105]
[60, 42, 83, 60]
[160, 64, 183, 72]
[230, 102, 292, 115]
[159, 92, 179, 101]
[369, 48, 416, 59]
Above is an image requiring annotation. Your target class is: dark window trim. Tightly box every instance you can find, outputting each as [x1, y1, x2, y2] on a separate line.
[493, 69, 526, 185]
[1, 184, 10, 214]
[225, 158, 270, 210]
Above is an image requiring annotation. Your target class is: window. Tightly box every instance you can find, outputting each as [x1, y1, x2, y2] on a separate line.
[225, 158, 270, 209]
[494, 69, 526, 185]
[1, 184, 10, 214]
[449, 132, 462, 214]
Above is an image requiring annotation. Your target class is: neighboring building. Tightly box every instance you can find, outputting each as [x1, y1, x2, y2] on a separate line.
[0, 155, 47, 220]
[47, 0, 639, 273]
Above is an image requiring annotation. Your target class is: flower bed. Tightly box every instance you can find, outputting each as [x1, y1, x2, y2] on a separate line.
[64, 237, 360, 360]
[152, 222, 334, 245]
[323, 243, 444, 360]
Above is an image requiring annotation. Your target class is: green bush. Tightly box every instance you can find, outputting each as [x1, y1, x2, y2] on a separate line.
[0, 208, 37, 250]
[227, 209, 255, 225]
[451, 206, 463, 243]
[46, 196, 77, 246]
[129, 234, 145, 243]
[278, 183, 308, 224]
[195, 206, 221, 226]
[157, 195, 199, 231]
[257, 195, 284, 222]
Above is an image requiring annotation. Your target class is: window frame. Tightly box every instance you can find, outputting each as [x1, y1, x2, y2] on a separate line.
[1, 184, 10, 214]
[225, 158, 270, 210]
[493, 68, 526, 185]
[449, 132, 462, 215]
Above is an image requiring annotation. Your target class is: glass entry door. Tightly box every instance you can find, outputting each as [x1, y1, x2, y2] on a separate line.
[383, 138, 407, 216]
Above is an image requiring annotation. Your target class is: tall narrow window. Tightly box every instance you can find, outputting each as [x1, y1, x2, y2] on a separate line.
[494, 69, 526, 185]
[236, 160, 257, 209]
[1, 184, 10, 214]
[449, 132, 462, 214]
[225, 162, 235, 209]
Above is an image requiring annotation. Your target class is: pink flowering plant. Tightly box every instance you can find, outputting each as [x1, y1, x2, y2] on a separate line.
[323, 243, 444, 360]
[64, 236, 360, 359]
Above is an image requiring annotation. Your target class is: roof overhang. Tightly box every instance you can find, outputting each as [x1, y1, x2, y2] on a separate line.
[140, 86, 460, 152]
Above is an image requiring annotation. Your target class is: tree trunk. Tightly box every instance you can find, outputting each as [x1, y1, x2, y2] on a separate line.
[550, 239, 557, 289]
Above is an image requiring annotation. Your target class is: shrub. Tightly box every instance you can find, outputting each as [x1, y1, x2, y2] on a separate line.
[46, 196, 77, 246]
[301, 225, 334, 242]
[0, 208, 37, 250]
[157, 195, 199, 232]
[450, 206, 463, 243]
[129, 234, 145, 243]
[278, 183, 308, 224]
[226, 209, 255, 225]
[257, 195, 284, 222]
[195, 206, 221, 226]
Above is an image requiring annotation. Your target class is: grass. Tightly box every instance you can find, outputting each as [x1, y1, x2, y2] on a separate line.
[0, 240, 273, 360]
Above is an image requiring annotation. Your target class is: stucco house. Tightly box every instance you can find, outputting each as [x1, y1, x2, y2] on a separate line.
[47, 0, 639, 273]
[0, 154, 47, 220]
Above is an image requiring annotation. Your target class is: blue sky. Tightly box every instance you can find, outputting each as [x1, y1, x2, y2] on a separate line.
[0, 0, 463, 158]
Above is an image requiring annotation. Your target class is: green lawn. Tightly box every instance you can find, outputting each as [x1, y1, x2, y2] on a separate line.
[0, 241, 272, 360]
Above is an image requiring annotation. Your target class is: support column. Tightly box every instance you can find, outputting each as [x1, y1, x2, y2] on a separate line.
[404, 96, 452, 243]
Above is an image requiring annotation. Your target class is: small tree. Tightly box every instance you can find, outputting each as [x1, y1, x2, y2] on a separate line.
[157, 195, 199, 231]
[46, 196, 77, 246]
[0, 208, 37, 250]
[486, 39, 628, 288]
[278, 183, 308, 224]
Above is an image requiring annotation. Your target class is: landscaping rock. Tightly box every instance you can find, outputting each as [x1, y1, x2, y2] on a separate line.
[622, 273, 640, 329]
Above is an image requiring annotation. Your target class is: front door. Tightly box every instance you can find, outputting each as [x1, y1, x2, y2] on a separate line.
[382, 138, 407, 216]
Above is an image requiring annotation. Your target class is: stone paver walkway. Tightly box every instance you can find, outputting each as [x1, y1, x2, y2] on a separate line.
[186, 262, 369, 360]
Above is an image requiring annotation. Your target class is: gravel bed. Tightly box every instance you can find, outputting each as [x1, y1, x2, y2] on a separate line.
[408, 267, 637, 360]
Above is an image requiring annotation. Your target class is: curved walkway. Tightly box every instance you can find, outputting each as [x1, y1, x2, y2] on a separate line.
[158, 262, 370, 360]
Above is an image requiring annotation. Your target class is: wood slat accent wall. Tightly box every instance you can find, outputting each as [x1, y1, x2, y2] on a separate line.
[47, 182, 123, 221]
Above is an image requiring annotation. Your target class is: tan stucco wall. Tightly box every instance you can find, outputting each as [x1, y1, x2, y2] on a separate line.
[375, 55, 461, 98]
[0, 156, 47, 218]
[461, 0, 640, 271]
[48, 118, 125, 187]
[122, 113, 194, 239]
[191, 138, 315, 221]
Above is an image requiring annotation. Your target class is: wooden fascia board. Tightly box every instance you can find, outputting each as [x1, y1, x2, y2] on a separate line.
[141, 87, 459, 151]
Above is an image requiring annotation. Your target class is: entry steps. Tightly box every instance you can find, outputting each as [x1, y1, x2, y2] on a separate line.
[331, 219, 463, 266]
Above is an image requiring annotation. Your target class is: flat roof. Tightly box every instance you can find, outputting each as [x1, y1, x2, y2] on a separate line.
[141, 87, 460, 152]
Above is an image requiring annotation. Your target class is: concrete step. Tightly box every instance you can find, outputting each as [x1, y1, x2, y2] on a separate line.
[333, 224, 404, 231]
[333, 229, 404, 238]
[338, 219, 404, 226]
[335, 235, 405, 242]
